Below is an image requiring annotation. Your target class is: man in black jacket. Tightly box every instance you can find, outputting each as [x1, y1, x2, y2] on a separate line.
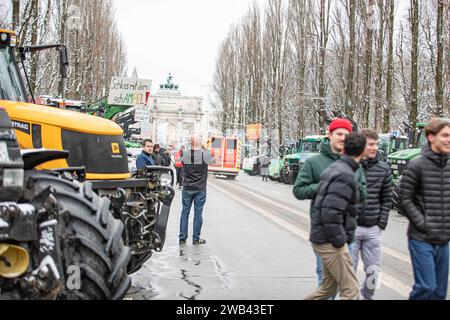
[350, 129, 393, 300]
[179, 136, 215, 245]
[305, 132, 366, 300]
[399, 119, 450, 300]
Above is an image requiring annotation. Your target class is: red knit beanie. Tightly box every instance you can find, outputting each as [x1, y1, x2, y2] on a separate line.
[329, 118, 353, 133]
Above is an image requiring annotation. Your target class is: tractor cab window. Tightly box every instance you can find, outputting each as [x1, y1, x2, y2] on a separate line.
[415, 128, 426, 148]
[0, 47, 27, 102]
[302, 141, 321, 153]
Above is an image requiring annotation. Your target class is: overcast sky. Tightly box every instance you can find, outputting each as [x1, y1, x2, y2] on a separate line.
[112, 0, 267, 98]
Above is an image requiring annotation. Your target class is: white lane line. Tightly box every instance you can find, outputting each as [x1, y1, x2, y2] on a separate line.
[382, 246, 411, 264]
[215, 180, 414, 267]
[217, 180, 310, 220]
[209, 181, 411, 298]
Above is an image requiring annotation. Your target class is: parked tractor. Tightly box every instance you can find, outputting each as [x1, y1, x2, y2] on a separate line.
[280, 135, 324, 185]
[0, 29, 175, 293]
[268, 144, 292, 182]
[0, 107, 132, 299]
[378, 133, 408, 162]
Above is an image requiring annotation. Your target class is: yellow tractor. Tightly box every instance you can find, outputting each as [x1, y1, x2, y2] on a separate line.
[0, 30, 175, 298]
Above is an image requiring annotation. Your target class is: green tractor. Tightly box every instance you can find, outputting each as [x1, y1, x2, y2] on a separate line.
[268, 144, 293, 181]
[387, 122, 430, 181]
[280, 135, 325, 185]
[387, 120, 450, 212]
[378, 133, 409, 163]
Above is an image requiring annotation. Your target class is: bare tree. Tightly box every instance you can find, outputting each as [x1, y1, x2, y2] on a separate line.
[344, 0, 357, 118]
[384, 0, 394, 132]
[12, 0, 20, 30]
[409, 0, 419, 127]
[373, 0, 385, 131]
[435, 0, 445, 116]
[361, 0, 374, 127]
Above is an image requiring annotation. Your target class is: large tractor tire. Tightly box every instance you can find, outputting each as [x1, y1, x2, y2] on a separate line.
[279, 169, 287, 184]
[286, 170, 295, 185]
[23, 171, 131, 300]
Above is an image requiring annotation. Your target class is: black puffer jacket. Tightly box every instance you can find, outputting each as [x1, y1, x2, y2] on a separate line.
[358, 155, 393, 229]
[310, 155, 360, 248]
[399, 143, 450, 244]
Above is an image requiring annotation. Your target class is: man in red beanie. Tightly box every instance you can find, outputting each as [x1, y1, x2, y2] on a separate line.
[293, 118, 367, 289]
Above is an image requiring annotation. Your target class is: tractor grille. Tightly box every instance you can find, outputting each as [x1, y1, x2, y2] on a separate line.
[61, 129, 129, 175]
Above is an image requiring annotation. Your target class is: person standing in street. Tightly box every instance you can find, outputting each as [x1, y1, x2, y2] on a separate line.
[293, 119, 367, 287]
[304, 132, 367, 300]
[152, 144, 165, 166]
[260, 155, 270, 182]
[179, 136, 215, 245]
[399, 119, 450, 300]
[136, 139, 155, 170]
[174, 145, 185, 189]
[350, 129, 393, 300]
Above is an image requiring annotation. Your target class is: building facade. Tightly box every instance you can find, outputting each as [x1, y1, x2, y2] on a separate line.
[147, 76, 207, 147]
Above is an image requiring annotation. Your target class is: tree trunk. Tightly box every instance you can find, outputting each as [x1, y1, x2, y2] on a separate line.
[435, 0, 444, 117]
[30, 0, 39, 93]
[344, 0, 356, 118]
[318, 0, 330, 127]
[363, 0, 374, 127]
[384, 0, 394, 132]
[409, 0, 419, 128]
[11, 0, 20, 31]
[374, 0, 385, 131]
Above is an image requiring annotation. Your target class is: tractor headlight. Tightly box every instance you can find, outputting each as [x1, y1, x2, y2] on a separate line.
[3, 169, 24, 188]
[160, 173, 172, 187]
[10, 35, 17, 47]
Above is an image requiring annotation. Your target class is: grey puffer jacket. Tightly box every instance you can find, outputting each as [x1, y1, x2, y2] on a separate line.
[399, 143, 450, 244]
[357, 155, 393, 230]
[310, 155, 360, 248]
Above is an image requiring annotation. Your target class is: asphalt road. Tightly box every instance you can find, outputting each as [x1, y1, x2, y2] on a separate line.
[126, 172, 450, 300]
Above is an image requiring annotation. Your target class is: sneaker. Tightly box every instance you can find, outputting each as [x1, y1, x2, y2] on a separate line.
[179, 239, 186, 245]
[193, 239, 206, 245]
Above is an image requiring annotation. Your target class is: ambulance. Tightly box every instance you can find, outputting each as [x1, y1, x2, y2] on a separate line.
[207, 135, 241, 180]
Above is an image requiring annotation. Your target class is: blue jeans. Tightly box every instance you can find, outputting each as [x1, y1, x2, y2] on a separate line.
[179, 190, 207, 242]
[408, 239, 449, 300]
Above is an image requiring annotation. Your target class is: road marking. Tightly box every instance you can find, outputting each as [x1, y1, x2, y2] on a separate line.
[209, 181, 411, 298]
[214, 179, 415, 268]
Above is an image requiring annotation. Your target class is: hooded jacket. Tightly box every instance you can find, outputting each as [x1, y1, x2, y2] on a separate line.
[293, 140, 367, 219]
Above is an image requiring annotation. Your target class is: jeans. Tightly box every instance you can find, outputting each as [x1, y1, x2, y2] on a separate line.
[408, 239, 449, 300]
[179, 190, 207, 242]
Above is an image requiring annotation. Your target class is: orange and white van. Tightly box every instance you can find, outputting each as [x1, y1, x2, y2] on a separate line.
[207, 135, 241, 180]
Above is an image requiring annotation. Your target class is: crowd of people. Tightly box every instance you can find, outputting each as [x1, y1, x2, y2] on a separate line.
[135, 137, 214, 246]
[133, 117, 450, 300]
[294, 118, 450, 300]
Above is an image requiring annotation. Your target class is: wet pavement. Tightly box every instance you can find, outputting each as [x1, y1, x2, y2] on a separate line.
[125, 174, 317, 300]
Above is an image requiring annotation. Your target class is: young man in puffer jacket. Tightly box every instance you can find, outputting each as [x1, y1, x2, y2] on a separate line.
[293, 119, 367, 287]
[350, 129, 393, 300]
[304, 132, 367, 300]
[399, 119, 450, 300]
